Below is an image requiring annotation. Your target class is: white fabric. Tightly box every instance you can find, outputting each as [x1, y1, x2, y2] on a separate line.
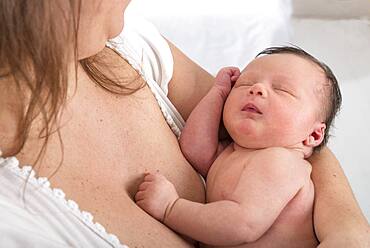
[107, 12, 185, 135]
[0, 157, 125, 248]
[0, 15, 182, 247]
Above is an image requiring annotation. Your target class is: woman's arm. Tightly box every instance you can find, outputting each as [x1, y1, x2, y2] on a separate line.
[309, 147, 370, 247]
[166, 40, 215, 120]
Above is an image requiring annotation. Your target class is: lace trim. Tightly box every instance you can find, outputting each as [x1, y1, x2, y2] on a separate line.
[0, 156, 129, 248]
[106, 41, 182, 138]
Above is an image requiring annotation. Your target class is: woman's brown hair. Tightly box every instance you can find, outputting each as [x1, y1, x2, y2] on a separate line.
[0, 0, 142, 166]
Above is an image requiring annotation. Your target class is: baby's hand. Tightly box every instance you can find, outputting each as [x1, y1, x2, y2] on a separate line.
[135, 172, 179, 222]
[214, 67, 241, 99]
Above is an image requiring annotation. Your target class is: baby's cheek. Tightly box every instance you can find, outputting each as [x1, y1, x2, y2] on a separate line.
[269, 111, 298, 137]
[275, 112, 311, 141]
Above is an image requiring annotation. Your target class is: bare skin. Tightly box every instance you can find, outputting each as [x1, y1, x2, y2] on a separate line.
[204, 145, 318, 247]
[134, 56, 347, 247]
[1, 0, 368, 246]
[135, 57, 325, 247]
[0, 46, 213, 247]
[309, 148, 370, 247]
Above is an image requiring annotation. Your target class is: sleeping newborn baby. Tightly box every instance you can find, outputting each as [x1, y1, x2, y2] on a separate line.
[135, 46, 342, 247]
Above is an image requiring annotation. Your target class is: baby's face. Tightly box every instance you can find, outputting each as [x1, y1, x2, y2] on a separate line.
[223, 53, 326, 149]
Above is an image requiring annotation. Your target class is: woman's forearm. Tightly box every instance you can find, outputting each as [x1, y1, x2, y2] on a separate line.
[309, 147, 369, 244]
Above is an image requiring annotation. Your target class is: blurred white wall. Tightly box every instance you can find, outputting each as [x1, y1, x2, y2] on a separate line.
[127, 0, 292, 74]
[293, 0, 370, 19]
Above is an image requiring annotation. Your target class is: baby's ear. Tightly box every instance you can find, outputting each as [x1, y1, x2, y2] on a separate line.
[303, 122, 326, 148]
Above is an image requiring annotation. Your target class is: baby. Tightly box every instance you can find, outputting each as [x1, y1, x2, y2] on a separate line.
[135, 46, 342, 247]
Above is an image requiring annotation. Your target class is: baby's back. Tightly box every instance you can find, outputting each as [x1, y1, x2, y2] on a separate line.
[205, 145, 318, 248]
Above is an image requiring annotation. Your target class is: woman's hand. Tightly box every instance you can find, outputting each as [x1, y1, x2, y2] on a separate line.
[214, 67, 241, 100]
[135, 172, 179, 222]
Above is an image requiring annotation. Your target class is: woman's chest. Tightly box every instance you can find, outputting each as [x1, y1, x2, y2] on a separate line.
[20, 85, 204, 247]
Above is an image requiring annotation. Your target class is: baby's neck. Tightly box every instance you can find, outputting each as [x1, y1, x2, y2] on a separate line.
[232, 142, 306, 159]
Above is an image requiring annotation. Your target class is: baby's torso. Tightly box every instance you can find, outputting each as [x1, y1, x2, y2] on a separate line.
[205, 144, 318, 248]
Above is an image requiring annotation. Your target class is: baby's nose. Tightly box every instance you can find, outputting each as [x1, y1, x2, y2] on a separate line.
[249, 83, 267, 97]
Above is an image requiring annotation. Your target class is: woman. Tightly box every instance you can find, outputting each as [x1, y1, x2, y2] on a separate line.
[0, 0, 368, 247]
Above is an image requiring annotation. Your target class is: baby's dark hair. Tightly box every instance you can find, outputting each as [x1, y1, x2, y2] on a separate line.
[256, 46, 342, 151]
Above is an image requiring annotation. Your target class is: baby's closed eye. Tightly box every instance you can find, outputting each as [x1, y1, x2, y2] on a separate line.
[273, 85, 296, 96]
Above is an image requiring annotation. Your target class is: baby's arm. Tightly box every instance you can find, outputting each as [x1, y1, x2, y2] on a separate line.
[136, 148, 310, 246]
[179, 67, 240, 177]
[136, 172, 256, 246]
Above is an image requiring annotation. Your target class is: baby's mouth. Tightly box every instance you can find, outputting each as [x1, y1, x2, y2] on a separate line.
[242, 103, 262, 114]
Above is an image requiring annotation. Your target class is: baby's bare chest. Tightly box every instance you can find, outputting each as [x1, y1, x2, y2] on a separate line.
[206, 147, 253, 202]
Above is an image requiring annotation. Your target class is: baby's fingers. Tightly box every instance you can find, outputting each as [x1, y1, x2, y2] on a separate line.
[230, 69, 241, 82]
[138, 182, 151, 191]
[135, 191, 146, 202]
[230, 67, 241, 75]
[135, 199, 148, 210]
[143, 173, 156, 182]
[224, 67, 240, 77]
[231, 74, 240, 81]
